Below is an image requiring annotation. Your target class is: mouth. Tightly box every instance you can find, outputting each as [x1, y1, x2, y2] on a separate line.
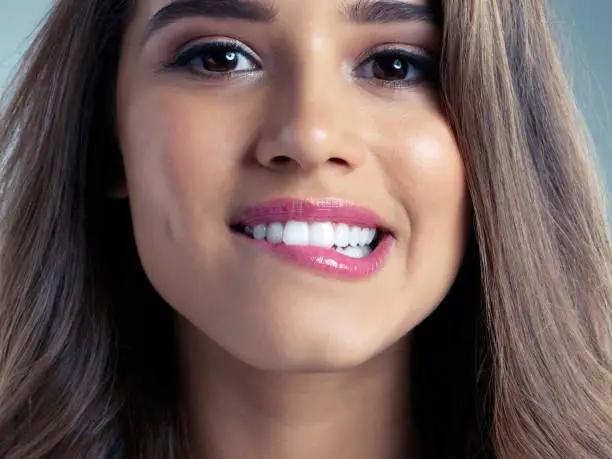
[229, 222, 387, 259]
[228, 198, 396, 278]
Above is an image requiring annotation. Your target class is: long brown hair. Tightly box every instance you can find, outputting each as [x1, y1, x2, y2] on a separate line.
[1, 0, 611, 457]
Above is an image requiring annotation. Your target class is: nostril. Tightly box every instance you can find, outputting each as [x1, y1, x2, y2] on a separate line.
[265, 155, 350, 170]
[328, 157, 350, 167]
[270, 156, 293, 166]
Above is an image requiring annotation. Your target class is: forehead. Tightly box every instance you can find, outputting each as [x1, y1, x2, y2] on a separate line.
[146, 0, 432, 6]
[142, 0, 433, 18]
[134, 0, 439, 37]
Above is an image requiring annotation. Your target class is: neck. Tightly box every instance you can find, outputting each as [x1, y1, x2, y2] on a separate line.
[178, 322, 417, 459]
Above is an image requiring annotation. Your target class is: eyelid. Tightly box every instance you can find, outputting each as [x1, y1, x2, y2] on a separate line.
[172, 37, 263, 66]
[355, 42, 433, 65]
[351, 43, 440, 90]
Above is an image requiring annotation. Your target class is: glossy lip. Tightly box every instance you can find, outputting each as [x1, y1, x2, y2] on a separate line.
[229, 198, 396, 280]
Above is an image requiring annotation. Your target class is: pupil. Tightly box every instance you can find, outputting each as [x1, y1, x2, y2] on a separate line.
[373, 55, 409, 80]
[204, 48, 238, 72]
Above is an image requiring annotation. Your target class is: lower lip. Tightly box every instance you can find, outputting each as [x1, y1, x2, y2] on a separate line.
[236, 233, 396, 279]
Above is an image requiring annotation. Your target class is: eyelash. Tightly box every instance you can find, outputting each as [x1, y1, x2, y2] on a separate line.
[164, 40, 262, 81]
[355, 47, 438, 89]
[163, 39, 439, 88]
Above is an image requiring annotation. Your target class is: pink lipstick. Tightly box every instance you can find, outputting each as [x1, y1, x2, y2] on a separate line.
[230, 198, 395, 279]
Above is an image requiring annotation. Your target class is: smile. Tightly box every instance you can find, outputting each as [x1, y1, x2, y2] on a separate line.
[230, 198, 396, 279]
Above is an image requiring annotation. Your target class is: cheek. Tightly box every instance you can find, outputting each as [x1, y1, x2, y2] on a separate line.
[117, 88, 263, 240]
[405, 132, 469, 292]
[374, 110, 470, 318]
[377, 111, 468, 231]
[114, 87, 261, 310]
[406, 132, 468, 227]
[123, 92, 226, 204]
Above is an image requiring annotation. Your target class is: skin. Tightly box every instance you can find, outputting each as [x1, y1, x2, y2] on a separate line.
[115, 0, 470, 457]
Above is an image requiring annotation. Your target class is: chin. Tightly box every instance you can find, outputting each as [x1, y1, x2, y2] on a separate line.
[243, 342, 381, 373]
[183, 299, 409, 373]
[227, 344, 388, 373]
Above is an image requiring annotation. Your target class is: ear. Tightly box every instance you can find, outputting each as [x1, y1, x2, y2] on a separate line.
[104, 148, 128, 199]
[107, 179, 128, 199]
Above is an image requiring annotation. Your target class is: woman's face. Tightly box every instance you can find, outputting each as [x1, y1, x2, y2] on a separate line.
[116, 0, 470, 370]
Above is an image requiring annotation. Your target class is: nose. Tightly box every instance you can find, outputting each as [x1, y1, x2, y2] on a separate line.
[253, 69, 367, 174]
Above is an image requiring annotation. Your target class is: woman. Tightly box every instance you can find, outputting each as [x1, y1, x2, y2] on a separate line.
[1, 0, 611, 457]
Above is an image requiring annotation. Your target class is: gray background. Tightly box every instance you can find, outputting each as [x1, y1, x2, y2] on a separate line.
[1, 0, 610, 193]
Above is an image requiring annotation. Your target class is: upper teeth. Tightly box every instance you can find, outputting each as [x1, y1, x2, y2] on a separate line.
[244, 221, 377, 248]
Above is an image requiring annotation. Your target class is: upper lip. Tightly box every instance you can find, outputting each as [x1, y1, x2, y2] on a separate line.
[230, 198, 394, 234]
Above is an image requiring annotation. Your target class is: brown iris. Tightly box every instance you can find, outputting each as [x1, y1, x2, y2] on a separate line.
[202, 49, 239, 72]
[372, 55, 410, 80]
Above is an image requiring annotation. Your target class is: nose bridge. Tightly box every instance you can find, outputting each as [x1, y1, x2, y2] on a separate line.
[282, 51, 342, 156]
[255, 38, 366, 172]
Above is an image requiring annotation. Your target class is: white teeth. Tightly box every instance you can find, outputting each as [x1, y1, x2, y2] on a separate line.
[366, 228, 376, 245]
[266, 222, 284, 244]
[283, 221, 309, 246]
[243, 221, 378, 251]
[309, 222, 335, 248]
[253, 224, 267, 240]
[358, 228, 370, 246]
[348, 226, 360, 247]
[334, 223, 350, 248]
[335, 245, 372, 259]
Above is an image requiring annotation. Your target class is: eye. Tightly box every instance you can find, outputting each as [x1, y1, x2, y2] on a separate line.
[165, 40, 261, 77]
[355, 49, 436, 87]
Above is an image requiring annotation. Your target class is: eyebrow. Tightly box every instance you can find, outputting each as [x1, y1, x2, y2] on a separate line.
[145, 0, 438, 42]
[145, 0, 277, 40]
[345, 0, 438, 25]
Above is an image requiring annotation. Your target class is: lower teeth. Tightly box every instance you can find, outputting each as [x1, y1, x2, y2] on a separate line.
[333, 245, 372, 259]
[238, 227, 375, 259]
